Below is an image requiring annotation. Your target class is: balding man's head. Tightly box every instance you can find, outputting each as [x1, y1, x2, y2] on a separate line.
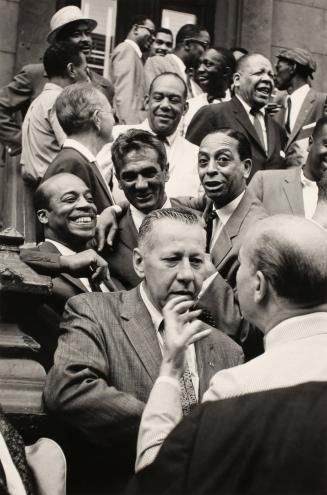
[237, 215, 327, 329]
[35, 173, 97, 249]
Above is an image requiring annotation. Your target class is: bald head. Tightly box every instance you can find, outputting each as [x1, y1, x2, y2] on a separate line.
[242, 215, 327, 307]
[35, 173, 90, 211]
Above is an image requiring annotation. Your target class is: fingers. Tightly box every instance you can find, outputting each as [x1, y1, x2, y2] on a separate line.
[95, 224, 106, 252]
[189, 328, 212, 344]
[106, 224, 118, 248]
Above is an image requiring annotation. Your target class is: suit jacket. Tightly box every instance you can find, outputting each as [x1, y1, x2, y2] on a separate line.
[275, 88, 327, 154]
[0, 63, 114, 155]
[110, 42, 147, 124]
[42, 147, 114, 212]
[144, 54, 202, 99]
[186, 96, 287, 179]
[44, 285, 243, 448]
[248, 167, 305, 216]
[128, 381, 327, 495]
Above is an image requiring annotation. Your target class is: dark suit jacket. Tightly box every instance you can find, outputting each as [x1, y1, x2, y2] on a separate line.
[248, 167, 305, 216]
[0, 63, 114, 155]
[44, 285, 243, 448]
[275, 88, 327, 153]
[42, 147, 114, 212]
[186, 96, 287, 178]
[128, 381, 327, 495]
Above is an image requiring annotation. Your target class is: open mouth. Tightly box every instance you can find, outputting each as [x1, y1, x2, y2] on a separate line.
[170, 291, 194, 299]
[136, 193, 153, 202]
[255, 86, 272, 98]
[204, 181, 224, 191]
[70, 216, 95, 225]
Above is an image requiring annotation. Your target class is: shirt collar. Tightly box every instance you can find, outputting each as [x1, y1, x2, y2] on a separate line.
[264, 312, 327, 350]
[44, 239, 75, 256]
[125, 39, 142, 58]
[130, 197, 171, 232]
[63, 138, 97, 163]
[139, 281, 163, 331]
[214, 191, 245, 225]
[142, 119, 178, 146]
[289, 83, 310, 103]
[43, 82, 63, 92]
[300, 167, 317, 188]
[236, 94, 265, 117]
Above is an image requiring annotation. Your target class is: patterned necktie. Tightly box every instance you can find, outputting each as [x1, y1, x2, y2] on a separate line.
[250, 108, 265, 150]
[285, 97, 292, 134]
[159, 322, 198, 416]
[205, 210, 218, 253]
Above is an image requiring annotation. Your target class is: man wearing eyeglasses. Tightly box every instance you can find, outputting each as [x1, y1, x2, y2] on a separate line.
[145, 24, 210, 99]
[111, 15, 156, 125]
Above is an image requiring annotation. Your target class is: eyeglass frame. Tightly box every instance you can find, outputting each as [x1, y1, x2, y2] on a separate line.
[136, 24, 156, 37]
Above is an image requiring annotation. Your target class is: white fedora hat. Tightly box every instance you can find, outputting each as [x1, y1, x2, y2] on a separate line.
[47, 6, 97, 43]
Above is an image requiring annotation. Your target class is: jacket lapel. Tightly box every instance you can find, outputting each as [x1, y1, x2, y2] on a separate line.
[195, 335, 216, 399]
[92, 163, 113, 203]
[118, 208, 138, 251]
[232, 97, 266, 153]
[120, 286, 162, 382]
[266, 114, 276, 158]
[282, 167, 305, 215]
[287, 89, 315, 148]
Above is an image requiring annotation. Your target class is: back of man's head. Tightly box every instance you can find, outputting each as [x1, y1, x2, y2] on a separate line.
[175, 24, 202, 46]
[55, 82, 109, 136]
[43, 41, 83, 79]
[243, 215, 327, 307]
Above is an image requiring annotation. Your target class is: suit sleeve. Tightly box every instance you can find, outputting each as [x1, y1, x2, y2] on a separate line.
[20, 248, 61, 275]
[0, 66, 34, 154]
[144, 57, 164, 93]
[44, 295, 145, 447]
[247, 171, 264, 202]
[186, 105, 217, 146]
[111, 47, 142, 124]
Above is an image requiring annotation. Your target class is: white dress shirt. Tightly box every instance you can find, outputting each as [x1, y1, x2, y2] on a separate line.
[300, 168, 318, 219]
[135, 311, 327, 473]
[45, 239, 108, 292]
[210, 191, 245, 250]
[236, 95, 268, 152]
[124, 39, 142, 58]
[287, 84, 310, 131]
[130, 197, 171, 232]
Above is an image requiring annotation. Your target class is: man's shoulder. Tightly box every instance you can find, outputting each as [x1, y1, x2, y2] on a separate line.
[174, 134, 199, 152]
[112, 41, 136, 56]
[251, 167, 300, 185]
[209, 327, 243, 355]
[67, 287, 131, 312]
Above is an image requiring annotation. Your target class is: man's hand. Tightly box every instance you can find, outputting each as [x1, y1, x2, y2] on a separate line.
[59, 249, 110, 283]
[95, 206, 121, 251]
[160, 296, 211, 378]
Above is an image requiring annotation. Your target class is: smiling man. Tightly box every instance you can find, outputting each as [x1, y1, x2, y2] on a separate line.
[150, 28, 173, 56]
[186, 53, 287, 178]
[111, 72, 200, 198]
[44, 207, 242, 493]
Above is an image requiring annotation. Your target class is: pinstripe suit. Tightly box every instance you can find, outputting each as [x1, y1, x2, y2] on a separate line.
[44, 286, 243, 448]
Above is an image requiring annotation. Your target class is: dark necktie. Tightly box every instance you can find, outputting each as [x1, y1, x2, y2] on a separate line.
[250, 108, 265, 150]
[285, 97, 292, 134]
[159, 322, 198, 416]
[205, 210, 218, 253]
[87, 277, 102, 292]
[156, 134, 169, 145]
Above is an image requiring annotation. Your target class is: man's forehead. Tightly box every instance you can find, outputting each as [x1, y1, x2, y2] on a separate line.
[149, 218, 205, 246]
[68, 21, 90, 33]
[124, 147, 160, 164]
[151, 76, 185, 96]
[144, 18, 155, 29]
[199, 30, 211, 43]
[200, 133, 238, 153]
[242, 55, 272, 72]
[156, 32, 173, 42]
[205, 49, 225, 64]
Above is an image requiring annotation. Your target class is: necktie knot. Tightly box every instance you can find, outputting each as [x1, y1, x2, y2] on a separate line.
[156, 134, 169, 145]
[205, 209, 218, 252]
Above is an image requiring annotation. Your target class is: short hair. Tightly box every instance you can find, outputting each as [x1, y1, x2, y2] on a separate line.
[156, 27, 173, 37]
[138, 207, 204, 251]
[312, 117, 327, 139]
[55, 82, 106, 135]
[204, 128, 252, 161]
[249, 217, 327, 306]
[175, 24, 202, 45]
[43, 42, 83, 78]
[211, 46, 236, 74]
[111, 129, 167, 176]
[128, 14, 152, 32]
[236, 53, 265, 72]
[34, 181, 50, 211]
[148, 71, 187, 99]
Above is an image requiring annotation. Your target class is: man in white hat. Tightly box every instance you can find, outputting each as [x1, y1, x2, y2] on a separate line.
[0, 5, 114, 157]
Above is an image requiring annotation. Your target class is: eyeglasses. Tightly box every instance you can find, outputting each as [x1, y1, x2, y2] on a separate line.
[137, 25, 156, 37]
[185, 38, 209, 50]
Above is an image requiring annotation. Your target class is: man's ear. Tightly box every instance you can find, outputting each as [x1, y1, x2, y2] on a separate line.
[66, 62, 76, 80]
[233, 72, 241, 88]
[242, 158, 252, 180]
[183, 39, 191, 52]
[133, 247, 145, 279]
[92, 109, 101, 132]
[163, 162, 170, 182]
[37, 209, 50, 225]
[144, 94, 150, 111]
[182, 100, 189, 116]
[254, 270, 267, 304]
[308, 134, 314, 152]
